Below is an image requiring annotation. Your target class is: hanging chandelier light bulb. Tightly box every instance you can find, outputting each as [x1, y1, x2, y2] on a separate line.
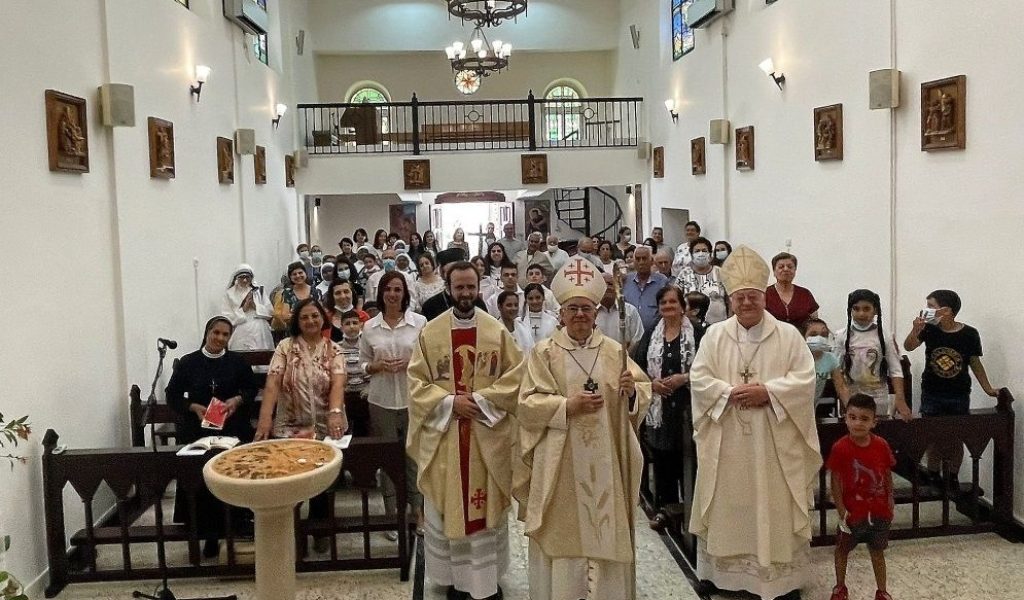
[447, 0, 528, 28]
[444, 24, 510, 78]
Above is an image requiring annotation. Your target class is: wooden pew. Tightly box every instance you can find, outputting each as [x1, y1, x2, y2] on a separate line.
[42, 431, 411, 597]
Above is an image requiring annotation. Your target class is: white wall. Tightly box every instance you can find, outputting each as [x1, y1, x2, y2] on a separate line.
[0, 0, 311, 588]
[309, 0, 621, 53]
[299, 148, 646, 196]
[308, 194, 415, 249]
[617, 0, 1024, 518]
[316, 50, 616, 102]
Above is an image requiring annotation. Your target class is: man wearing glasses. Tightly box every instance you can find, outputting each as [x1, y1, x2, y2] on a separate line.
[515, 257, 652, 600]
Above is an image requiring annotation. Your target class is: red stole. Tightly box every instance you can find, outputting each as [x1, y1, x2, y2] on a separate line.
[451, 326, 487, 535]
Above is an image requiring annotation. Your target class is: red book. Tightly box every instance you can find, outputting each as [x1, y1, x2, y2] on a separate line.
[201, 399, 227, 430]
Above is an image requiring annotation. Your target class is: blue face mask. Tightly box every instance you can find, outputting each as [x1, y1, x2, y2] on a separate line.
[806, 335, 830, 353]
[383, 259, 396, 272]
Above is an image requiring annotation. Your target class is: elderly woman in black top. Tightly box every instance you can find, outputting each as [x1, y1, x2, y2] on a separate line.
[632, 285, 697, 531]
[165, 316, 258, 558]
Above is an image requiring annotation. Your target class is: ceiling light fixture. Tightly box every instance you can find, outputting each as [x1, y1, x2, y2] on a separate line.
[445, 25, 512, 78]
[447, 0, 528, 27]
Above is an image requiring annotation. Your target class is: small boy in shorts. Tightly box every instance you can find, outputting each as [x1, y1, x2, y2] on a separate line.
[826, 393, 896, 600]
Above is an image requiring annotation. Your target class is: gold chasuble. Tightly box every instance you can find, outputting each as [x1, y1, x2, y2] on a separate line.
[515, 327, 651, 599]
[408, 309, 524, 540]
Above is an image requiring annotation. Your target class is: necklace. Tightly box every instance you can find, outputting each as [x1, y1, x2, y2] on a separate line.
[735, 321, 765, 384]
[566, 341, 602, 392]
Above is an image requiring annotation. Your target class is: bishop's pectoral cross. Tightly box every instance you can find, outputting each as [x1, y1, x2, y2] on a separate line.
[740, 366, 756, 384]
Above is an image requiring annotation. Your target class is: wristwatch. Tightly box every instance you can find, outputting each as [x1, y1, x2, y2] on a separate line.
[328, 407, 344, 415]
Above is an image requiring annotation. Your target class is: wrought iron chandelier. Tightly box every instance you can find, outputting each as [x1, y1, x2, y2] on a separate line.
[445, 25, 512, 77]
[446, 0, 528, 27]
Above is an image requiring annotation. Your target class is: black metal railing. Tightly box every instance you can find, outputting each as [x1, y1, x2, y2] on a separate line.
[298, 93, 643, 155]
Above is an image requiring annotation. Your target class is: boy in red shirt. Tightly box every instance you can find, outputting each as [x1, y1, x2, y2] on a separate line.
[826, 393, 896, 600]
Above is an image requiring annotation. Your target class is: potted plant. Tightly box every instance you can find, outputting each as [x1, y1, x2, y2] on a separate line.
[0, 412, 30, 600]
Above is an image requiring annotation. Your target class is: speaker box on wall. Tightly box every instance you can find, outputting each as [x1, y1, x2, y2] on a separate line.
[869, 69, 901, 109]
[637, 141, 651, 160]
[709, 119, 731, 144]
[629, 24, 640, 49]
[235, 128, 256, 155]
[98, 83, 136, 127]
[296, 29, 306, 55]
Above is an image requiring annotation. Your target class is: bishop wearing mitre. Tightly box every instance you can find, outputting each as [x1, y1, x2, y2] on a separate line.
[515, 256, 652, 600]
[688, 246, 820, 600]
[407, 262, 525, 600]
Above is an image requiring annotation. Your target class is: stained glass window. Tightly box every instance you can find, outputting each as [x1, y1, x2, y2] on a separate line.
[672, 0, 695, 61]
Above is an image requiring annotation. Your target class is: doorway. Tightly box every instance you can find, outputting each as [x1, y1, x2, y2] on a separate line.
[431, 201, 513, 257]
[660, 207, 691, 251]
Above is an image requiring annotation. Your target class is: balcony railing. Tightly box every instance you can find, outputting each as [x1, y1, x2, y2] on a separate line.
[298, 93, 644, 155]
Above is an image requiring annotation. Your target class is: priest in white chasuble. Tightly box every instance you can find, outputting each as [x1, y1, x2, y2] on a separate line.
[407, 260, 525, 600]
[688, 246, 820, 600]
[515, 257, 652, 600]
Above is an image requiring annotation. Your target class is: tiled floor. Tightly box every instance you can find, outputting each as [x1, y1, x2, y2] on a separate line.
[53, 491, 1024, 600]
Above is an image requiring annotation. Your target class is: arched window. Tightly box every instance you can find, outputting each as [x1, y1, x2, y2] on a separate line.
[349, 88, 388, 104]
[345, 84, 391, 143]
[544, 83, 583, 143]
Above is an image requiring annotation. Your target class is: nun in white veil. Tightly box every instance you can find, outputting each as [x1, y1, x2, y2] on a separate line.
[221, 264, 274, 350]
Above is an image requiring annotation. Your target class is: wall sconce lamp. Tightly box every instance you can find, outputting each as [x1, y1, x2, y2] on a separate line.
[664, 99, 679, 123]
[190, 65, 211, 101]
[758, 58, 785, 90]
[272, 103, 288, 129]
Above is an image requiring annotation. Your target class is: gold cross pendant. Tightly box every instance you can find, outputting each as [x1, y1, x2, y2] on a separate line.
[740, 366, 756, 384]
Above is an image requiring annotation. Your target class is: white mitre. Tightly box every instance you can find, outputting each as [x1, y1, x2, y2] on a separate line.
[551, 256, 605, 304]
[720, 245, 770, 294]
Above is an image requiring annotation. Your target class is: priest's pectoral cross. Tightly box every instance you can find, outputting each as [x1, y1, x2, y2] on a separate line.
[740, 366, 756, 384]
[531, 322, 540, 338]
[210, 379, 219, 396]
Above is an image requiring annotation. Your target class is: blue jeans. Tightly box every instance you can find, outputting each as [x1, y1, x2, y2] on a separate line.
[919, 390, 970, 417]
[920, 391, 970, 473]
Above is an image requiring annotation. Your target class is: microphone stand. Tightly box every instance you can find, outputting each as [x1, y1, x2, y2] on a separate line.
[133, 340, 236, 600]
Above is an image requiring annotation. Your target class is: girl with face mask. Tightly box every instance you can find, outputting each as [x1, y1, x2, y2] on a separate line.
[834, 289, 910, 420]
[712, 240, 733, 266]
[673, 237, 729, 324]
[802, 318, 846, 418]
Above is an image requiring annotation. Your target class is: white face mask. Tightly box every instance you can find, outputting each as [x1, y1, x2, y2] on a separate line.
[692, 251, 711, 267]
[715, 250, 729, 261]
[806, 335, 830, 352]
[851, 315, 877, 331]
[299, 250, 310, 259]
[921, 308, 941, 324]
[548, 243, 559, 251]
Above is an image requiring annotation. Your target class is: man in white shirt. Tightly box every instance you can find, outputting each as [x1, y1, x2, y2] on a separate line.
[514, 232, 555, 287]
[485, 264, 523, 318]
[671, 220, 702, 275]
[545, 235, 570, 272]
[595, 272, 644, 353]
